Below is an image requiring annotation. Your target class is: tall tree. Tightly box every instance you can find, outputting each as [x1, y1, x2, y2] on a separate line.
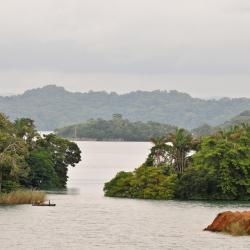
[0, 114, 28, 192]
[36, 134, 81, 188]
[165, 129, 199, 173]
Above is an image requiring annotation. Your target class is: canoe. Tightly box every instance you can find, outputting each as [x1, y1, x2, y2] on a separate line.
[32, 203, 56, 207]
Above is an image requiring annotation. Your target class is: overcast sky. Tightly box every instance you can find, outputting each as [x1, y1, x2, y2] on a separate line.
[0, 0, 250, 98]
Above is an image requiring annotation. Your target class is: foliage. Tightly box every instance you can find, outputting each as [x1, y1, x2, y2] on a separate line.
[104, 166, 177, 200]
[56, 115, 177, 141]
[1, 85, 250, 130]
[178, 125, 250, 200]
[26, 148, 59, 189]
[144, 129, 199, 173]
[35, 134, 82, 188]
[0, 112, 81, 193]
[105, 124, 250, 201]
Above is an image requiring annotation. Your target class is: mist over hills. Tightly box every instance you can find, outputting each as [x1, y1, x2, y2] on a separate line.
[0, 85, 249, 130]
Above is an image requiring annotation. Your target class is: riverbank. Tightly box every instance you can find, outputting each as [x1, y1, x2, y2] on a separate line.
[0, 190, 46, 205]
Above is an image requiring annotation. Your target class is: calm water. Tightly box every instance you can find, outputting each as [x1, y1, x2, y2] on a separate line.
[1, 142, 250, 250]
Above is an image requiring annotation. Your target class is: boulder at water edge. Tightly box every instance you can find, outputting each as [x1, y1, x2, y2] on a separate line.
[205, 211, 250, 236]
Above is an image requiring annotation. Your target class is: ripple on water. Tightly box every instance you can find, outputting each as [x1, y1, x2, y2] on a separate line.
[1, 142, 250, 250]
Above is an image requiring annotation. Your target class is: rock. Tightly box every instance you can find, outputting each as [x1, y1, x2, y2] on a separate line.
[205, 211, 250, 236]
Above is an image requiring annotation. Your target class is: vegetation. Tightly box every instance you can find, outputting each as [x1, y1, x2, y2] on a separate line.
[55, 114, 177, 141]
[1, 85, 250, 130]
[192, 110, 250, 137]
[0, 190, 46, 205]
[104, 125, 250, 201]
[104, 166, 177, 200]
[0, 113, 81, 197]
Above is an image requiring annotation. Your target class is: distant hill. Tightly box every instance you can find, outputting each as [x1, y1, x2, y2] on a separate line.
[192, 110, 250, 136]
[55, 114, 177, 141]
[0, 85, 250, 130]
[221, 110, 250, 128]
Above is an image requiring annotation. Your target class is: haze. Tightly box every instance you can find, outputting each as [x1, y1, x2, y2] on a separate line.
[0, 0, 250, 98]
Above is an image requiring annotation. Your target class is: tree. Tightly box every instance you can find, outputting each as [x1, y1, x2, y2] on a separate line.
[144, 129, 199, 173]
[0, 131, 28, 192]
[15, 118, 38, 139]
[165, 129, 199, 173]
[27, 148, 59, 189]
[36, 134, 81, 188]
[144, 137, 170, 167]
[178, 125, 250, 200]
[0, 113, 82, 193]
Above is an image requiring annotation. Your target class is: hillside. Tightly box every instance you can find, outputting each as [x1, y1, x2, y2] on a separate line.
[55, 115, 177, 141]
[192, 110, 250, 136]
[0, 85, 250, 130]
[222, 110, 250, 127]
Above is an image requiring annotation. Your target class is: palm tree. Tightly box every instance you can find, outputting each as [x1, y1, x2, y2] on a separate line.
[166, 128, 199, 173]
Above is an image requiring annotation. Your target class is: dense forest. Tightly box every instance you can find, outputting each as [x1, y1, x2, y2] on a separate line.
[104, 124, 250, 200]
[0, 113, 81, 193]
[1, 85, 250, 130]
[56, 111, 250, 141]
[55, 114, 177, 141]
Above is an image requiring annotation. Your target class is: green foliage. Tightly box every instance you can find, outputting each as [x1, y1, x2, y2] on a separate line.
[178, 125, 250, 200]
[26, 148, 59, 189]
[56, 116, 177, 141]
[36, 134, 81, 188]
[104, 166, 177, 200]
[0, 112, 82, 193]
[144, 129, 200, 172]
[1, 85, 250, 130]
[105, 124, 250, 201]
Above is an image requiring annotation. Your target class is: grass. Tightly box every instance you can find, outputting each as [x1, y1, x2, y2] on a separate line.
[0, 190, 46, 205]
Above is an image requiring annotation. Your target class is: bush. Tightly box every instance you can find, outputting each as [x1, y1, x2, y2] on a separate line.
[104, 166, 177, 200]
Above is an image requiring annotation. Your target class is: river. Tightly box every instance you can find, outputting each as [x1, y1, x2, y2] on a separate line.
[1, 141, 250, 249]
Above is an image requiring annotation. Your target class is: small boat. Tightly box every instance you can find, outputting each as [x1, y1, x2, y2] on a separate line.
[32, 200, 56, 207]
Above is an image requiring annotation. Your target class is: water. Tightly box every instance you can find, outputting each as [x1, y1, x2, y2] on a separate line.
[1, 142, 250, 250]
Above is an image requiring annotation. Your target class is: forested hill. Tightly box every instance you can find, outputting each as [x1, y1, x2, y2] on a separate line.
[0, 85, 250, 130]
[55, 115, 177, 141]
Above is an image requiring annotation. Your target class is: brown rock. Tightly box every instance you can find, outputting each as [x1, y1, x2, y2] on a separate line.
[205, 211, 250, 236]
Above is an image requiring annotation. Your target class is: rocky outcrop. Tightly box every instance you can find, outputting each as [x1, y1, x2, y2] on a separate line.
[205, 211, 250, 236]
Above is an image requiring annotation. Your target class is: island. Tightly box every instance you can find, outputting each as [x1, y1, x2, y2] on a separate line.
[55, 114, 177, 141]
[104, 124, 250, 201]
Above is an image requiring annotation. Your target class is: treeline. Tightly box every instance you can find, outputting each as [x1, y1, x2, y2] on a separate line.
[56, 110, 250, 141]
[104, 124, 250, 200]
[55, 114, 177, 141]
[0, 113, 81, 193]
[1, 85, 250, 130]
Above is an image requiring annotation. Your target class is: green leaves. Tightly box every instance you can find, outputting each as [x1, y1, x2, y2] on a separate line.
[178, 124, 250, 200]
[104, 166, 177, 200]
[105, 124, 250, 201]
[0, 113, 82, 192]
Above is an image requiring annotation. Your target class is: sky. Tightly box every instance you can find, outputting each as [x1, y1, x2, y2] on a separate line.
[0, 0, 250, 98]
